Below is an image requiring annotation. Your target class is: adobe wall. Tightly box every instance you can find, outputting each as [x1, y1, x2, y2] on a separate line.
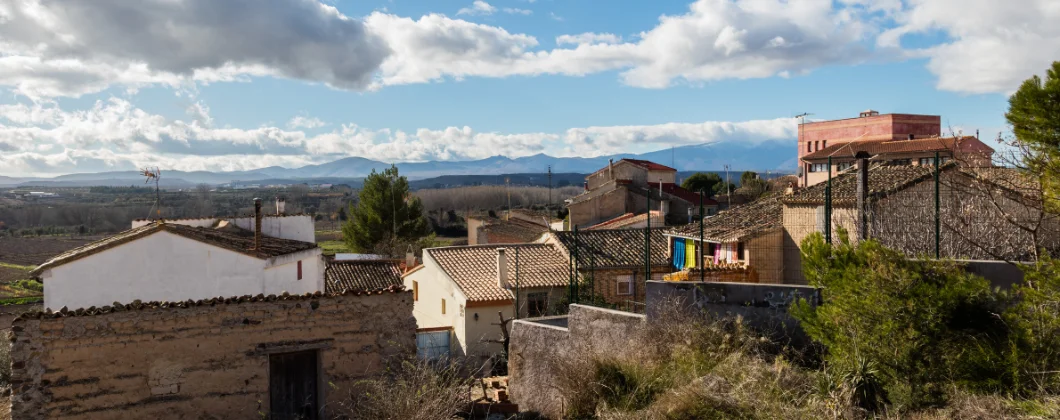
[10, 290, 415, 419]
[569, 186, 628, 228]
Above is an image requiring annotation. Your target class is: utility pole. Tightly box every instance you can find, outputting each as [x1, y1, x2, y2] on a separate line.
[505, 177, 511, 221]
[935, 151, 940, 259]
[825, 156, 832, 244]
[724, 164, 731, 208]
[547, 165, 552, 227]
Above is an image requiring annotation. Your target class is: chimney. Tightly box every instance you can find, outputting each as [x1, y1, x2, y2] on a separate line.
[854, 152, 870, 240]
[496, 248, 509, 290]
[406, 249, 416, 268]
[275, 196, 286, 215]
[908, 134, 914, 141]
[609, 158, 614, 180]
[253, 198, 262, 250]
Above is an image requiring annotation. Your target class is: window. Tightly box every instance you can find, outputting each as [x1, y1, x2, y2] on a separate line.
[297, 261, 302, 280]
[810, 163, 829, 173]
[837, 162, 853, 171]
[616, 275, 633, 296]
[441, 299, 446, 315]
[738, 242, 746, 260]
[413, 281, 419, 301]
[814, 141, 819, 151]
[707, 242, 717, 257]
[806, 142, 811, 152]
[527, 292, 548, 317]
[822, 140, 827, 149]
[892, 158, 912, 165]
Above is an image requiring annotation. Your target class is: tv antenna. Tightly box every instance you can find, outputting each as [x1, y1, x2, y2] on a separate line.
[141, 167, 162, 220]
[794, 113, 814, 124]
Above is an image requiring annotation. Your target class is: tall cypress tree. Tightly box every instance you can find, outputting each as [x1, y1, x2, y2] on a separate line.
[342, 165, 431, 255]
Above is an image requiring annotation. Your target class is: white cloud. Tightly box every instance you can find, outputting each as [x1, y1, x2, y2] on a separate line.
[457, 1, 496, 16]
[556, 33, 623, 46]
[503, 8, 533, 15]
[878, 0, 1060, 94]
[287, 116, 328, 130]
[0, 98, 796, 176]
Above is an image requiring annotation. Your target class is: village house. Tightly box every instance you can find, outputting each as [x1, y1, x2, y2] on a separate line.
[10, 286, 415, 419]
[797, 110, 995, 187]
[585, 210, 664, 230]
[31, 198, 324, 310]
[324, 258, 407, 293]
[664, 196, 785, 284]
[565, 159, 717, 228]
[546, 228, 671, 306]
[402, 244, 569, 360]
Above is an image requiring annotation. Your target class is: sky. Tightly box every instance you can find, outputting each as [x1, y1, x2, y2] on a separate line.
[1, 0, 1058, 177]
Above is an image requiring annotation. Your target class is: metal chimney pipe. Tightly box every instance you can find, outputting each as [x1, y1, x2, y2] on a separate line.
[854, 152, 870, 240]
[275, 197, 286, 215]
[253, 198, 262, 250]
[496, 248, 509, 290]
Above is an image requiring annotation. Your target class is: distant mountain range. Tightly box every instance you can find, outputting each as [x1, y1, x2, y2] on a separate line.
[0, 142, 797, 188]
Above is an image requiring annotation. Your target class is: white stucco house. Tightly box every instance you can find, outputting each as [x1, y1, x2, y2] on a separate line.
[402, 244, 569, 361]
[32, 204, 323, 311]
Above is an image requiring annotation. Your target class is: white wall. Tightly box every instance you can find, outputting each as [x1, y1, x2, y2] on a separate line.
[404, 256, 469, 356]
[231, 215, 315, 243]
[42, 231, 323, 310]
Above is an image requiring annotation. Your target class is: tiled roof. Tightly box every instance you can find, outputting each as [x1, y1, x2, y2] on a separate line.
[667, 196, 783, 242]
[782, 163, 952, 206]
[325, 260, 404, 293]
[622, 159, 676, 172]
[551, 228, 670, 268]
[802, 136, 994, 161]
[132, 213, 310, 222]
[13, 286, 407, 321]
[587, 211, 660, 230]
[426, 244, 569, 302]
[31, 221, 317, 277]
[475, 217, 549, 243]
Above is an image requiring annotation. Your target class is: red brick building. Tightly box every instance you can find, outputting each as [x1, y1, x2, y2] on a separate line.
[797, 110, 993, 186]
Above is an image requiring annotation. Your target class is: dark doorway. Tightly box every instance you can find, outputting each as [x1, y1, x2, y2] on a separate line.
[269, 350, 320, 420]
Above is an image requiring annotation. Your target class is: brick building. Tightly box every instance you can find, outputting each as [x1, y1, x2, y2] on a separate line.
[566, 159, 717, 228]
[467, 216, 549, 245]
[797, 110, 994, 186]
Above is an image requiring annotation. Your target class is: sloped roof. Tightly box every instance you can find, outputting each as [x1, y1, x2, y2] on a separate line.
[667, 196, 783, 242]
[587, 211, 661, 230]
[426, 244, 569, 302]
[622, 159, 677, 172]
[782, 164, 952, 206]
[551, 228, 670, 268]
[325, 260, 404, 293]
[31, 221, 317, 277]
[473, 217, 549, 243]
[802, 136, 994, 161]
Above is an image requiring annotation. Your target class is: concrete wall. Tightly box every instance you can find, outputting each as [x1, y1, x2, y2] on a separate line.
[586, 161, 648, 191]
[645, 280, 820, 346]
[508, 304, 646, 418]
[41, 231, 323, 310]
[568, 186, 628, 228]
[10, 291, 415, 419]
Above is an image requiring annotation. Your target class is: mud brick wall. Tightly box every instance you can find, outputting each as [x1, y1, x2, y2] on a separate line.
[10, 290, 415, 419]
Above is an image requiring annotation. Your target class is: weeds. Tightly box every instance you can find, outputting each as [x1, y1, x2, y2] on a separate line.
[331, 359, 475, 420]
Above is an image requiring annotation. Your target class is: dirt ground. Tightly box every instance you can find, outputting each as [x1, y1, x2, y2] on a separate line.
[0, 236, 102, 267]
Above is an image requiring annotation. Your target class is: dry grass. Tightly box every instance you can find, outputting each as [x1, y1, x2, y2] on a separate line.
[330, 359, 476, 420]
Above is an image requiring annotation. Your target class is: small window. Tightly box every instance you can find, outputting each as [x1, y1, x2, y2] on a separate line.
[822, 140, 827, 149]
[441, 299, 446, 315]
[837, 162, 853, 171]
[806, 142, 811, 152]
[413, 281, 419, 301]
[616, 275, 633, 296]
[892, 158, 912, 165]
[813, 141, 818, 151]
[809, 163, 829, 173]
[297, 261, 302, 280]
[738, 242, 746, 260]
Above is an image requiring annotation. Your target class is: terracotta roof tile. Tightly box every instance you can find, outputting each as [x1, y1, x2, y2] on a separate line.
[621, 159, 676, 172]
[474, 217, 549, 243]
[803, 136, 994, 161]
[426, 244, 569, 302]
[782, 164, 948, 206]
[551, 228, 670, 268]
[667, 196, 783, 242]
[31, 221, 317, 277]
[325, 260, 404, 293]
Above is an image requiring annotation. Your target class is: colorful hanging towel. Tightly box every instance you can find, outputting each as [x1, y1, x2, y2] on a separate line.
[673, 239, 685, 269]
[686, 239, 696, 268]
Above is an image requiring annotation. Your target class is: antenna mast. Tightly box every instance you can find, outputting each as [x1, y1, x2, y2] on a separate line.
[141, 167, 162, 220]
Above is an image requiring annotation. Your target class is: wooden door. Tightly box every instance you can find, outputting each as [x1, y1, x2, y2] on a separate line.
[269, 351, 319, 420]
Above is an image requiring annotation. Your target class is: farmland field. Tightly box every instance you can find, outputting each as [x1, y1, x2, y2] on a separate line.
[0, 236, 102, 267]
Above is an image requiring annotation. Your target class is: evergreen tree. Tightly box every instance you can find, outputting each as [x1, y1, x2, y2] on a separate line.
[1006, 61, 1060, 209]
[342, 166, 431, 255]
[681, 172, 722, 197]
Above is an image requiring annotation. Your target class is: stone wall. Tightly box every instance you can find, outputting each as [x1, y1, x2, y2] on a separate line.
[508, 305, 645, 418]
[10, 289, 415, 419]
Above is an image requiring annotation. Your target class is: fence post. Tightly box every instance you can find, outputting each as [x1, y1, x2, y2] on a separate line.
[645, 189, 651, 284]
[573, 225, 580, 304]
[935, 151, 940, 259]
[699, 188, 705, 282]
[826, 156, 832, 244]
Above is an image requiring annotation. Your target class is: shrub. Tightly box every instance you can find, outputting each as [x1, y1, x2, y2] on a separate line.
[792, 231, 1016, 409]
[333, 359, 474, 420]
[1005, 255, 1060, 393]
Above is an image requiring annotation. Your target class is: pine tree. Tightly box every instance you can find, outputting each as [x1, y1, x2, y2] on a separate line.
[342, 165, 431, 255]
[1006, 61, 1060, 208]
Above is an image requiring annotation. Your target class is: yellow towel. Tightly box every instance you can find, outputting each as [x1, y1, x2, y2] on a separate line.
[686, 239, 696, 268]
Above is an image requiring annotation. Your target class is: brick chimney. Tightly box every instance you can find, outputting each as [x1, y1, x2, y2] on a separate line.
[854, 152, 870, 240]
[253, 198, 262, 250]
[275, 197, 286, 215]
[496, 248, 509, 290]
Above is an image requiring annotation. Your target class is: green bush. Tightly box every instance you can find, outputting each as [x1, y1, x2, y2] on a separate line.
[1005, 255, 1060, 393]
[791, 230, 1015, 409]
